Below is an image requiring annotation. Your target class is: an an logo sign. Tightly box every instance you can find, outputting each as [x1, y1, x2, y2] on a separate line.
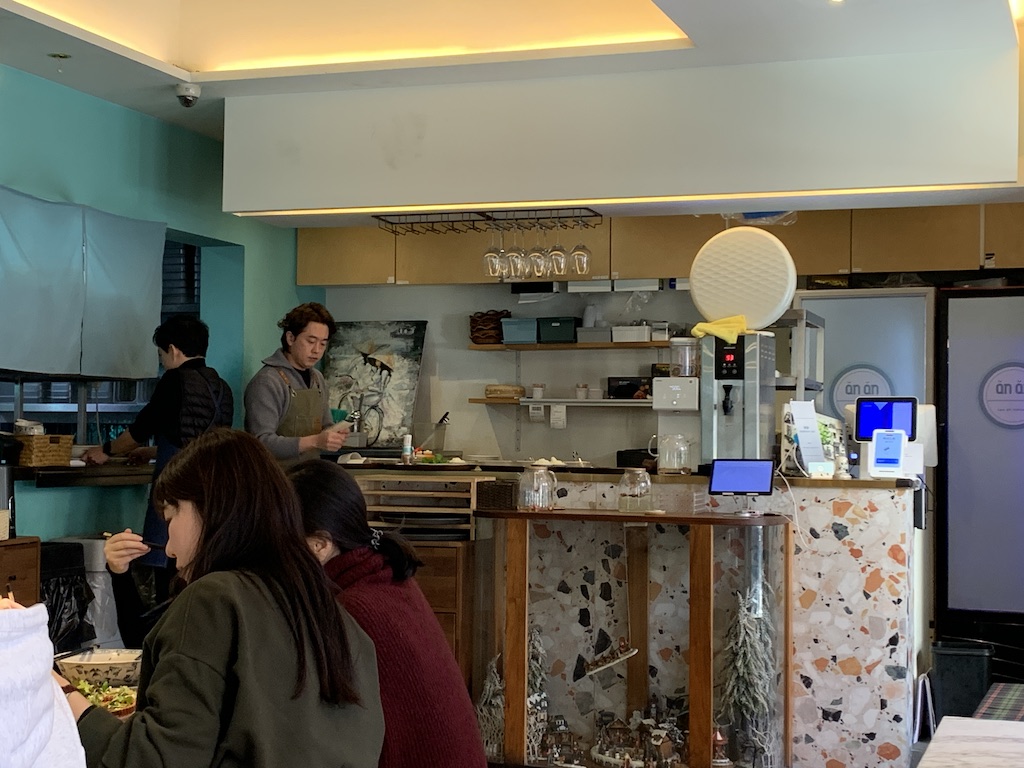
[828, 365, 893, 418]
[979, 363, 1024, 429]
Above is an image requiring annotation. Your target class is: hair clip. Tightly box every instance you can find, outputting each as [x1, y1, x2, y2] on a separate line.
[370, 529, 382, 550]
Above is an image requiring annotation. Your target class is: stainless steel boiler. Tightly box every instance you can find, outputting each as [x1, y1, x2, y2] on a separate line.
[699, 333, 776, 462]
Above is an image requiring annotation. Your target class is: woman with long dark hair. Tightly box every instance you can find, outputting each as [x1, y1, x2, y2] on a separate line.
[287, 459, 487, 768]
[54, 429, 384, 768]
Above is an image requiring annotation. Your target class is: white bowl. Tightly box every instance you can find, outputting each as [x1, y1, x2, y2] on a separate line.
[56, 648, 142, 687]
[70, 444, 97, 459]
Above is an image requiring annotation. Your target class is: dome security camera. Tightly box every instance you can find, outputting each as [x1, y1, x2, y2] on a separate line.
[175, 83, 201, 108]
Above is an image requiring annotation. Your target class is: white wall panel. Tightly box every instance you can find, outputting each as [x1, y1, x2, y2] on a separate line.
[224, 48, 1018, 212]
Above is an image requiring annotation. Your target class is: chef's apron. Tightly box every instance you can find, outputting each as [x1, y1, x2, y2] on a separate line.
[275, 369, 324, 466]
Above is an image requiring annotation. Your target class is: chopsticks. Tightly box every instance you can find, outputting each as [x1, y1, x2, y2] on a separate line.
[101, 531, 165, 551]
[5, 585, 13, 602]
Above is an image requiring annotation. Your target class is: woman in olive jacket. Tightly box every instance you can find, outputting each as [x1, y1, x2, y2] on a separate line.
[54, 429, 385, 768]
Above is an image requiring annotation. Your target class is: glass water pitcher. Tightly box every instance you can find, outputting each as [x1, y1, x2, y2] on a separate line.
[518, 464, 559, 511]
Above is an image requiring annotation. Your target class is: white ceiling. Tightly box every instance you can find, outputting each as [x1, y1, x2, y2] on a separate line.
[0, 0, 1020, 221]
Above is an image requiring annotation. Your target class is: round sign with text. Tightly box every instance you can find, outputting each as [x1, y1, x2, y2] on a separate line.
[979, 363, 1024, 429]
[828, 365, 893, 418]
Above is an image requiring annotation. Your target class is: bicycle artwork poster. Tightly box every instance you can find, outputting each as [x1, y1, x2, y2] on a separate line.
[322, 320, 428, 447]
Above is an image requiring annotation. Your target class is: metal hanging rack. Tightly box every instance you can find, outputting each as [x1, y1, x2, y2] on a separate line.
[373, 207, 602, 236]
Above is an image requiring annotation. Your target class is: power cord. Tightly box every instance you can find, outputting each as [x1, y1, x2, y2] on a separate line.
[774, 467, 812, 550]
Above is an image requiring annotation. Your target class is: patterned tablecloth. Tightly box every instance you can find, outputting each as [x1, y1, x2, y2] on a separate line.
[973, 683, 1024, 721]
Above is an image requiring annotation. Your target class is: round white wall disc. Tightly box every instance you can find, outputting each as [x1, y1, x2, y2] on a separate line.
[689, 226, 797, 329]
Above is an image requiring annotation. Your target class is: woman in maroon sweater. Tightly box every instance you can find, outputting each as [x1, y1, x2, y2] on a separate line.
[287, 460, 487, 768]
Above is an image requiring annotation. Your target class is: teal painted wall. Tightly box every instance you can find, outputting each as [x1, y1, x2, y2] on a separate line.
[0, 64, 323, 539]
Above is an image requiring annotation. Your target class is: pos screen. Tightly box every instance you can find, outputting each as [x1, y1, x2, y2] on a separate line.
[854, 397, 917, 443]
[708, 459, 775, 496]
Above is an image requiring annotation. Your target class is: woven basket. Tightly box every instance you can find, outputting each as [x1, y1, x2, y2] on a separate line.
[476, 480, 518, 511]
[15, 434, 73, 467]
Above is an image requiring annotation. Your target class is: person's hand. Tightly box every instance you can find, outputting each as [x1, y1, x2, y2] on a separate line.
[126, 446, 157, 465]
[104, 529, 150, 574]
[82, 446, 109, 465]
[318, 425, 349, 452]
[0, 597, 25, 610]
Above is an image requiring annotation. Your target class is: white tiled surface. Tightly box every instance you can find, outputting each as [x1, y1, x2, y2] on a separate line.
[917, 717, 1024, 767]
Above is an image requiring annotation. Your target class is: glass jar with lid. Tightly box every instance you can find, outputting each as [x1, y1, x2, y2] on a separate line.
[518, 464, 559, 511]
[670, 337, 701, 377]
[617, 467, 653, 512]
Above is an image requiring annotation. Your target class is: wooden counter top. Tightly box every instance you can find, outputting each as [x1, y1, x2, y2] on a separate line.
[11, 463, 154, 488]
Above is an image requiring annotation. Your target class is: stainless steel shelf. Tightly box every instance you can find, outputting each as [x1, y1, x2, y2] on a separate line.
[0, 403, 144, 413]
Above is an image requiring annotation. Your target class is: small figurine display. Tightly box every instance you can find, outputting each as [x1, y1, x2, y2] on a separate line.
[711, 727, 734, 768]
[589, 696, 687, 768]
[585, 637, 639, 676]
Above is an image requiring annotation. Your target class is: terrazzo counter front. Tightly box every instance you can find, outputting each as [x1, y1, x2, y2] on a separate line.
[472, 473, 914, 768]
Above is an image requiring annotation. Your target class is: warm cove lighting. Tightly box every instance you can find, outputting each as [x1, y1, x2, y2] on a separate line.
[233, 183, 1012, 218]
[1011, 0, 1024, 20]
[209, 32, 687, 72]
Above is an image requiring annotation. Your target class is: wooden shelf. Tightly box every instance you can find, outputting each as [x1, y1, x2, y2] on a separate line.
[367, 505, 472, 515]
[468, 341, 670, 351]
[363, 489, 472, 499]
[469, 397, 653, 408]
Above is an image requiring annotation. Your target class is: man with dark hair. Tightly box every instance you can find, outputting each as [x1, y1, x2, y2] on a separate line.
[83, 314, 233, 590]
[244, 302, 348, 462]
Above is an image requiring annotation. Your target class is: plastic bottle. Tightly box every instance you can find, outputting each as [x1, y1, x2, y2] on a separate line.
[401, 434, 413, 464]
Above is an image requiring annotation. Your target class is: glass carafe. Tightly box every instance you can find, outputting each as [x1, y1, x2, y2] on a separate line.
[647, 433, 692, 474]
[518, 464, 558, 511]
[617, 467, 653, 512]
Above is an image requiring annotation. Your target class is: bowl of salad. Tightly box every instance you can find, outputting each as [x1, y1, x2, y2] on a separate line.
[74, 680, 137, 719]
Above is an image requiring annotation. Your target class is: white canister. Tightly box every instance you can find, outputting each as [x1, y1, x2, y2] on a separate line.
[575, 384, 589, 400]
[531, 383, 546, 400]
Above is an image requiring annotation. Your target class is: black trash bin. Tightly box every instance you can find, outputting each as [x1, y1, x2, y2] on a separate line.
[930, 640, 994, 722]
[40, 541, 96, 652]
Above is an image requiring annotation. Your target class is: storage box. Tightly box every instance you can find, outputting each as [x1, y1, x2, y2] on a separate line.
[15, 435, 72, 467]
[537, 316, 582, 343]
[576, 327, 612, 343]
[500, 318, 538, 344]
[612, 325, 652, 343]
[607, 377, 652, 399]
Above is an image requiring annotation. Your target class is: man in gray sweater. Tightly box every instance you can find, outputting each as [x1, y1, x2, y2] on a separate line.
[244, 302, 348, 462]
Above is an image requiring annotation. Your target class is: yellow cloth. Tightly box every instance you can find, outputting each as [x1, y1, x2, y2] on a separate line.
[690, 315, 752, 344]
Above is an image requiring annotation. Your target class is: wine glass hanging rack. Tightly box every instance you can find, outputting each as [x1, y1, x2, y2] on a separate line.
[373, 207, 602, 236]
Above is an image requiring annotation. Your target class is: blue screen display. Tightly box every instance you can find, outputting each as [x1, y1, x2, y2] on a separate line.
[855, 398, 917, 442]
[708, 459, 775, 495]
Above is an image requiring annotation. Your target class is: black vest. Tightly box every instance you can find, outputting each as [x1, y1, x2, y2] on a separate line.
[178, 366, 234, 444]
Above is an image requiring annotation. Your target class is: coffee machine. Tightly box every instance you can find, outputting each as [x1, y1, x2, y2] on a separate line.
[699, 334, 776, 463]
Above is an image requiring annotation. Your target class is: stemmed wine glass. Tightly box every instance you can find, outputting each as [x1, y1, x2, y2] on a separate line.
[483, 226, 503, 278]
[548, 221, 567, 277]
[570, 217, 591, 276]
[527, 225, 550, 279]
[507, 226, 530, 280]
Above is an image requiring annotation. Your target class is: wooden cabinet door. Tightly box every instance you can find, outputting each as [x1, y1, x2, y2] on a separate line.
[766, 210, 851, 275]
[983, 203, 1024, 268]
[610, 215, 726, 279]
[851, 205, 981, 272]
[396, 229, 503, 285]
[297, 227, 396, 285]
[0, 537, 40, 606]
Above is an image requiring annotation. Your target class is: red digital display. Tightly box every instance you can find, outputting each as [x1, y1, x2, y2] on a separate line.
[724, 353, 735, 362]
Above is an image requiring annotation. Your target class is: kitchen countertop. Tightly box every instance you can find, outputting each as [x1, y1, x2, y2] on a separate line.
[7, 460, 913, 489]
